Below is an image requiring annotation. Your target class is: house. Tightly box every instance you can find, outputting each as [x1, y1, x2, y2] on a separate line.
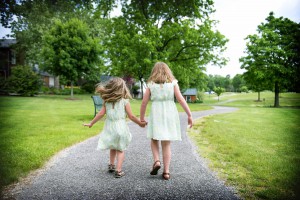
[182, 88, 197, 102]
[38, 70, 60, 88]
[0, 39, 59, 88]
[0, 39, 19, 78]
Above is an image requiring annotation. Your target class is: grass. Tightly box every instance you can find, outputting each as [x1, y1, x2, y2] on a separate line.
[204, 91, 300, 108]
[189, 92, 300, 199]
[1, 92, 299, 199]
[0, 94, 210, 193]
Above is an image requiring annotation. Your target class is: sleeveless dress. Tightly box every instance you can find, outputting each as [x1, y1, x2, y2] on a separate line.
[147, 80, 181, 141]
[97, 98, 132, 151]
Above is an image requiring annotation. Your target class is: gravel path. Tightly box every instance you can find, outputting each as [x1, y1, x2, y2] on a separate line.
[8, 106, 240, 200]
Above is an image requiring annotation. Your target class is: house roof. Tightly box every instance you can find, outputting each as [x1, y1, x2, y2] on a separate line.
[0, 39, 16, 48]
[183, 88, 197, 96]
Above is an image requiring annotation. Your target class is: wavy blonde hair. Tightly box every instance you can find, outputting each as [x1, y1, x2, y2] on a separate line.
[95, 77, 132, 103]
[147, 62, 175, 84]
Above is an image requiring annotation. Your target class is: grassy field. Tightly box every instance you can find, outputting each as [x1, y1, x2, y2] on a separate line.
[0, 94, 211, 193]
[1, 92, 299, 199]
[189, 92, 300, 199]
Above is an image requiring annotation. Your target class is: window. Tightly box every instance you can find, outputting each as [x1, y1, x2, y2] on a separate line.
[11, 50, 16, 65]
[49, 77, 55, 87]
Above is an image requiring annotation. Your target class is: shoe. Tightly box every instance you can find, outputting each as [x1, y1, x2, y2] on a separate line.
[150, 160, 161, 175]
[108, 164, 115, 173]
[115, 171, 125, 178]
[162, 172, 170, 180]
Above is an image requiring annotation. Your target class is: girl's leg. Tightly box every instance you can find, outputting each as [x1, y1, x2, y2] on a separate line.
[161, 141, 171, 178]
[110, 149, 117, 165]
[116, 150, 125, 172]
[150, 139, 161, 175]
[151, 139, 161, 166]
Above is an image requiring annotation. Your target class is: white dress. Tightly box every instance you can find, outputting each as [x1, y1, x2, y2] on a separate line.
[97, 98, 132, 151]
[147, 80, 181, 141]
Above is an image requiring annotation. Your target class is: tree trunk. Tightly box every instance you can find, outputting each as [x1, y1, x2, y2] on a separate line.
[71, 81, 74, 99]
[274, 81, 279, 107]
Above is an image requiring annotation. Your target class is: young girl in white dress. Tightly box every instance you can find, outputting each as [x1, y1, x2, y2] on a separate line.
[84, 77, 146, 178]
[140, 62, 193, 180]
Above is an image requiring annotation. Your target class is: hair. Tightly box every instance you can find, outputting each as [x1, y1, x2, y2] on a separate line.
[95, 77, 132, 103]
[147, 62, 175, 84]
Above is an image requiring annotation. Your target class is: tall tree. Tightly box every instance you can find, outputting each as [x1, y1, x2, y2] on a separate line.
[103, 0, 228, 96]
[240, 12, 300, 107]
[232, 74, 245, 92]
[41, 18, 102, 98]
[0, 0, 104, 64]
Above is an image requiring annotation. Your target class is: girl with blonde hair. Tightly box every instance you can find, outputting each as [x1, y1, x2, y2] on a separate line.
[140, 62, 193, 180]
[84, 77, 147, 178]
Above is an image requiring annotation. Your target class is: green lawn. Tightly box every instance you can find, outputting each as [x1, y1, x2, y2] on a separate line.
[0, 94, 210, 193]
[1, 92, 299, 199]
[189, 92, 300, 199]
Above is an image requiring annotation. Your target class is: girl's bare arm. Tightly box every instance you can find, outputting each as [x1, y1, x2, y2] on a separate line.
[174, 85, 193, 128]
[125, 103, 147, 127]
[140, 88, 150, 122]
[83, 106, 106, 128]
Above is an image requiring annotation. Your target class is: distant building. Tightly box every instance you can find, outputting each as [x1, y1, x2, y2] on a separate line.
[0, 39, 20, 78]
[182, 88, 197, 102]
[0, 39, 59, 88]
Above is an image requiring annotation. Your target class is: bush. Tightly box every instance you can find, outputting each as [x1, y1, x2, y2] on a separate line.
[197, 91, 205, 102]
[192, 99, 203, 103]
[0, 77, 9, 95]
[41, 86, 61, 95]
[240, 86, 249, 93]
[59, 87, 85, 95]
[5, 65, 43, 96]
[81, 81, 98, 93]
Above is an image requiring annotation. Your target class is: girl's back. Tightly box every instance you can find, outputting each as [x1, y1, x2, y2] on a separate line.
[105, 99, 128, 121]
[147, 80, 181, 141]
[148, 81, 176, 102]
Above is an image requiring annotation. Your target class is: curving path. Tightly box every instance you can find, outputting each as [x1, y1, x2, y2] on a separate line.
[7, 106, 240, 200]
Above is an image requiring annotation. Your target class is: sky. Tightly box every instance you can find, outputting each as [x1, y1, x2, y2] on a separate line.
[206, 0, 300, 77]
[1, 0, 299, 77]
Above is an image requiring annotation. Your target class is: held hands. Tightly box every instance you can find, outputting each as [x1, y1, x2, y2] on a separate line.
[140, 120, 148, 128]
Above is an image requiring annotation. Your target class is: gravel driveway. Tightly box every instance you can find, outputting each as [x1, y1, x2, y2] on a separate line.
[6, 106, 240, 200]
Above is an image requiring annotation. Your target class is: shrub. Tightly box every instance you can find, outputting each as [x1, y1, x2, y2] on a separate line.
[81, 81, 98, 93]
[240, 86, 249, 93]
[197, 91, 205, 102]
[5, 65, 43, 96]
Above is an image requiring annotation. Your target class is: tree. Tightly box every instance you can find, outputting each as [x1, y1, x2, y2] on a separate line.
[232, 74, 245, 92]
[224, 74, 233, 92]
[206, 74, 215, 92]
[240, 12, 300, 107]
[0, 0, 105, 65]
[242, 66, 270, 101]
[103, 0, 228, 96]
[214, 86, 225, 101]
[41, 18, 102, 98]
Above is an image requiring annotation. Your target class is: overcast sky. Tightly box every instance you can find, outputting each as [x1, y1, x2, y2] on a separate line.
[1, 0, 299, 77]
[207, 0, 300, 77]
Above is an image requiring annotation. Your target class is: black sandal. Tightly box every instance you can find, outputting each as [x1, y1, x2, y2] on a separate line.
[115, 170, 125, 178]
[162, 172, 170, 180]
[108, 164, 115, 173]
[150, 160, 161, 175]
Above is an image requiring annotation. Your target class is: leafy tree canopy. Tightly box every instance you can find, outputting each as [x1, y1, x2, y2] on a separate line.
[103, 0, 228, 93]
[41, 18, 103, 97]
[240, 12, 300, 107]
